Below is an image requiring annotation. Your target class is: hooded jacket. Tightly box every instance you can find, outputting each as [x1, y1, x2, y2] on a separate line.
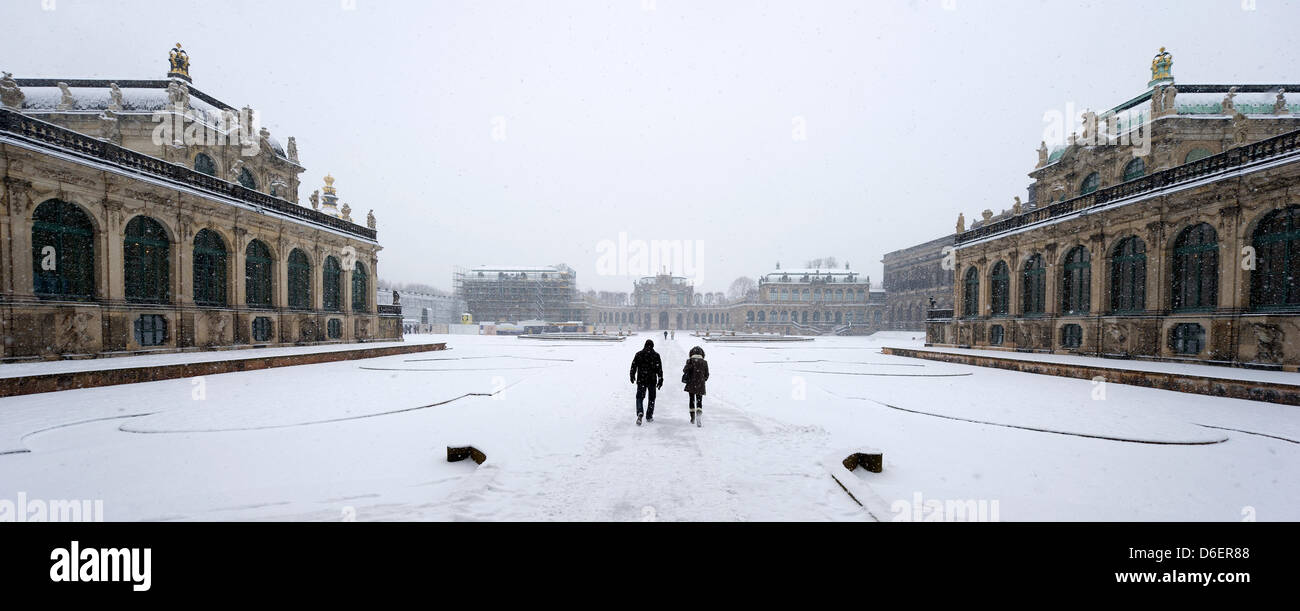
[629, 340, 663, 387]
[682, 346, 709, 395]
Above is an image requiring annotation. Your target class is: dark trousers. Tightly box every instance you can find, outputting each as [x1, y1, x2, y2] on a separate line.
[636, 384, 656, 417]
[688, 393, 703, 414]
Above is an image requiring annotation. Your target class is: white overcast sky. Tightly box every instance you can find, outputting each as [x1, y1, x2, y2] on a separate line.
[3, 0, 1297, 292]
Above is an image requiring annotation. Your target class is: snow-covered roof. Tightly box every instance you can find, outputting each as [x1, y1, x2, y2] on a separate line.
[1169, 90, 1299, 116]
[1037, 85, 1299, 169]
[763, 268, 867, 283]
[13, 79, 291, 161]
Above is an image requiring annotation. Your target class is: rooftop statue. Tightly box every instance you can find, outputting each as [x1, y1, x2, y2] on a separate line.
[0, 72, 24, 109]
[1150, 47, 1173, 84]
[56, 82, 74, 110]
[107, 83, 123, 111]
[1222, 86, 1238, 114]
[167, 43, 191, 80]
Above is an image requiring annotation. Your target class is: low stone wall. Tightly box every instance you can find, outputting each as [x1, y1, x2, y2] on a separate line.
[881, 347, 1300, 407]
[0, 342, 447, 398]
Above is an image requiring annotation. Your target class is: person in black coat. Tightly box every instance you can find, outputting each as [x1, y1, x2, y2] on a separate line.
[629, 339, 663, 425]
[682, 346, 709, 426]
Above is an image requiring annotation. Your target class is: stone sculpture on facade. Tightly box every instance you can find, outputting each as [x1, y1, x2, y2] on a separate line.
[1222, 86, 1238, 114]
[56, 82, 74, 110]
[166, 79, 189, 109]
[107, 83, 123, 111]
[0, 72, 23, 109]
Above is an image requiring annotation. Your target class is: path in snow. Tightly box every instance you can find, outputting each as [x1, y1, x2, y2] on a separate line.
[447, 336, 866, 521]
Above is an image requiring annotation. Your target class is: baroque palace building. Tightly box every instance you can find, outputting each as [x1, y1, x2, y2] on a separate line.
[0, 45, 399, 360]
[929, 49, 1300, 369]
[587, 265, 886, 335]
[882, 234, 954, 331]
[591, 273, 734, 331]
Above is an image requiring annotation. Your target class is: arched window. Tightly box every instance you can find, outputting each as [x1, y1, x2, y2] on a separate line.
[1184, 148, 1213, 164]
[245, 240, 273, 308]
[1021, 254, 1046, 315]
[834, 311, 842, 324]
[1122, 158, 1145, 182]
[237, 168, 257, 190]
[194, 153, 217, 177]
[746, 311, 754, 322]
[322, 256, 342, 312]
[757, 311, 766, 322]
[1061, 246, 1091, 315]
[288, 249, 312, 310]
[32, 199, 95, 300]
[1110, 237, 1147, 313]
[962, 266, 979, 317]
[124, 216, 170, 304]
[1080, 172, 1100, 195]
[192, 229, 227, 306]
[1250, 206, 1300, 309]
[812, 311, 820, 322]
[836, 289, 844, 301]
[352, 261, 369, 312]
[1172, 223, 1218, 311]
[990, 261, 1009, 316]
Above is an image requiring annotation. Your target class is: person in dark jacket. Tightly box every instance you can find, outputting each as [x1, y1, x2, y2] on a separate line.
[629, 339, 663, 425]
[682, 346, 709, 426]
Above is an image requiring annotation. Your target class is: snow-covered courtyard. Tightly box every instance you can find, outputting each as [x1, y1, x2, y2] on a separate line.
[1, 331, 1296, 521]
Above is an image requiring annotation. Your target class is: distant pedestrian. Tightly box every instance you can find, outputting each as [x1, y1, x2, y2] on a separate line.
[682, 346, 709, 427]
[629, 339, 663, 426]
[663, 330, 668, 340]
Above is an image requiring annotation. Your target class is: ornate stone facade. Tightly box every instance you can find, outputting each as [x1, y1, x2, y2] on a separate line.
[930, 50, 1300, 370]
[588, 267, 887, 335]
[0, 47, 399, 360]
[882, 234, 954, 330]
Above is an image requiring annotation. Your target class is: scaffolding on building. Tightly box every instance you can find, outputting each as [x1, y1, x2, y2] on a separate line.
[453, 264, 579, 324]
